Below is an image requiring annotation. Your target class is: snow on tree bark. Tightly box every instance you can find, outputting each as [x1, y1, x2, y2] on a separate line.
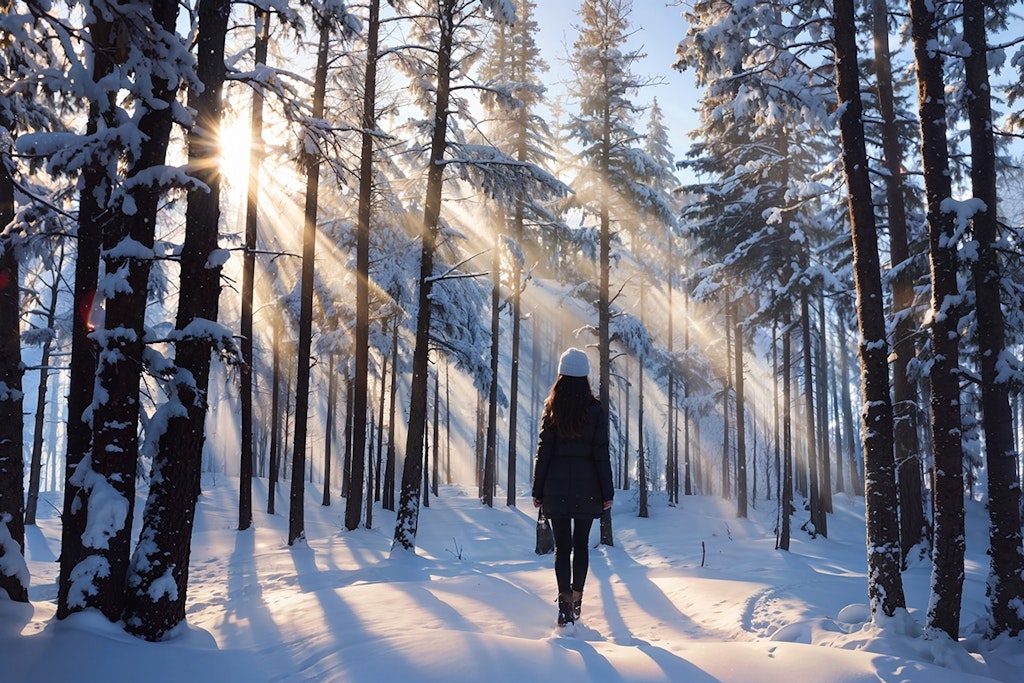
[393, 0, 457, 553]
[832, 0, 906, 619]
[962, 0, 1024, 638]
[0, 149, 29, 603]
[290, 16, 332, 547]
[56, 8, 118, 620]
[907, 0, 966, 641]
[239, 7, 271, 533]
[123, 0, 229, 641]
[345, 0, 381, 531]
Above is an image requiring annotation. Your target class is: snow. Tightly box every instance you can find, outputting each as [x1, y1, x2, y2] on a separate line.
[3, 479, 1022, 682]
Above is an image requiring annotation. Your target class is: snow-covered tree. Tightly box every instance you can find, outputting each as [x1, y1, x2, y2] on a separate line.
[123, 0, 234, 640]
[833, 0, 905, 620]
[566, 0, 674, 543]
[391, 0, 524, 552]
[961, 0, 1024, 639]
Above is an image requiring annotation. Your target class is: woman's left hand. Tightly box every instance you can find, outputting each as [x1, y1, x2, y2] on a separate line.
[533, 497, 542, 508]
[603, 500, 613, 510]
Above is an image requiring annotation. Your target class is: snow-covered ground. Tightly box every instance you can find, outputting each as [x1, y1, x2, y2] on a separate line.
[3, 478, 1023, 682]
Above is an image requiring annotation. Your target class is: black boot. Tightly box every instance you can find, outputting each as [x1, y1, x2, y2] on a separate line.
[557, 592, 574, 627]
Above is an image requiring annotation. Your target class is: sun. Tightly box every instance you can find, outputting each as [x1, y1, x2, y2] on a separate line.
[218, 118, 254, 192]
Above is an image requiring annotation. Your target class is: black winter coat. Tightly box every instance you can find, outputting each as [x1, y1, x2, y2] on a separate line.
[531, 400, 614, 519]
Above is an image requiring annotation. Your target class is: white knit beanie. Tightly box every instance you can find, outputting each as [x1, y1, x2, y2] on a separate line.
[557, 347, 590, 377]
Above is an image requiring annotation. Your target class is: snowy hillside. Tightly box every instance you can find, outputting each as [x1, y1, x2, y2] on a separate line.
[3, 479, 1022, 682]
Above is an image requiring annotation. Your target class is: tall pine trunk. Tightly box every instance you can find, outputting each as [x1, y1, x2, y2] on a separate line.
[483, 234, 500, 507]
[267, 308, 281, 514]
[777, 309, 793, 552]
[734, 296, 747, 518]
[962, 0, 1024, 638]
[290, 18, 331, 544]
[57, 12, 117, 620]
[598, 124, 614, 546]
[384, 315, 399, 511]
[323, 353, 336, 507]
[83, 0, 180, 620]
[239, 7, 271, 532]
[871, 0, 926, 565]
[122, 0, 228, 640]
[393, 0, 456, 552]
[25, 246, 63, 525]
[834, 0, 906, 618]
[908, 0, 965, 638]
[0, 145, 28, 602]
[802, 290, 825, 537]
[345, 0, 380, 531]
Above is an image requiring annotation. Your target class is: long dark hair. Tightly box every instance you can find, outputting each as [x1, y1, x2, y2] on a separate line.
[542, 375, 596, 438]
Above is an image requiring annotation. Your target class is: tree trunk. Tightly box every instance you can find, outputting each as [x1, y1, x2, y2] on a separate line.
[239, 7, 271, 532]
[339, 358, 351, 499]
[393, 1, 455, 552]
[962, 0, 1024, 638]
[375, 351, 388, 502]
[432, 364, 440, 497]
[384, 316, 399, 511]
[836, 305, 861, 494]
[291, 18, 331, 545]
[771, 319, 779, 503]
[872, 0, 927, 564]
[87, 3, 181, 622]
[323, 353, 336, 507]
[778, 310, 793, 552]
[816, 293, 833, 515]
[483, 235, 500, 507]
[830, 318, 845, 495]
[268, 309, 281, 514]
[25, 246, 63, 525]
[0, 151, 28, 603]
[735, 297, 747, 518]
[684, 291, 692, 496]
[908, 0, 965, 638]
[802, 291, 825, 538]
[834, 0, 906, 618]
[637, 288, 648, 518]
[122, 0, 229, 639]
[722, 299, 732, 499]
[346, 0, 380, 531]
[57, 12, 117, 620]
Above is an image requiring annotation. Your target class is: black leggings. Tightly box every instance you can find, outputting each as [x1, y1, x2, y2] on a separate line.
[550, 517, 594, 594]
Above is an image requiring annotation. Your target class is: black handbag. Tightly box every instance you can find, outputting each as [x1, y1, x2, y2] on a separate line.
[535, 507, 555, 555]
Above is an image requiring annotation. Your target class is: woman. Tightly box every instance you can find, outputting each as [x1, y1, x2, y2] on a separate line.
[532, 347, 614, 627]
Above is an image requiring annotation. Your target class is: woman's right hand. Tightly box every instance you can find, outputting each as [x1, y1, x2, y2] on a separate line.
[533, 497, 542, 508]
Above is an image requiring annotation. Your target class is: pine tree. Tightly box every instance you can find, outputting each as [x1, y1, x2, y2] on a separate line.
[962, 0, 1024, 638]
[238, 6, 272, 533]
[345, 0, 383, 530]
[392, 0, 521, 552]
[833, 0, 906, 619]
[123, 0, 232, 640]
[567, 0, 673, 543]
[0, 115, 28, 603]
[80, 0, 185, 621]
[53, 4, 119, 621]
[478, 0, 553, 508]
[907, 0, 965, 640]
[868, 0, 928, 565]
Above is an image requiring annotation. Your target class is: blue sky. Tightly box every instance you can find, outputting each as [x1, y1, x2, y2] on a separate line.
[531, 1, 701, 175]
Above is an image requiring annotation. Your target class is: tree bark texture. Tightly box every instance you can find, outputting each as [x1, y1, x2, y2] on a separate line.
[393, 0, 455, 552]
[123, 0, 228, 640]
[962, 0, 1024, 638]
[833, 0, 906, 617]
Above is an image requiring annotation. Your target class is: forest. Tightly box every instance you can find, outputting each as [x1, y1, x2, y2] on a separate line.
[1, 0, 1024, 650]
